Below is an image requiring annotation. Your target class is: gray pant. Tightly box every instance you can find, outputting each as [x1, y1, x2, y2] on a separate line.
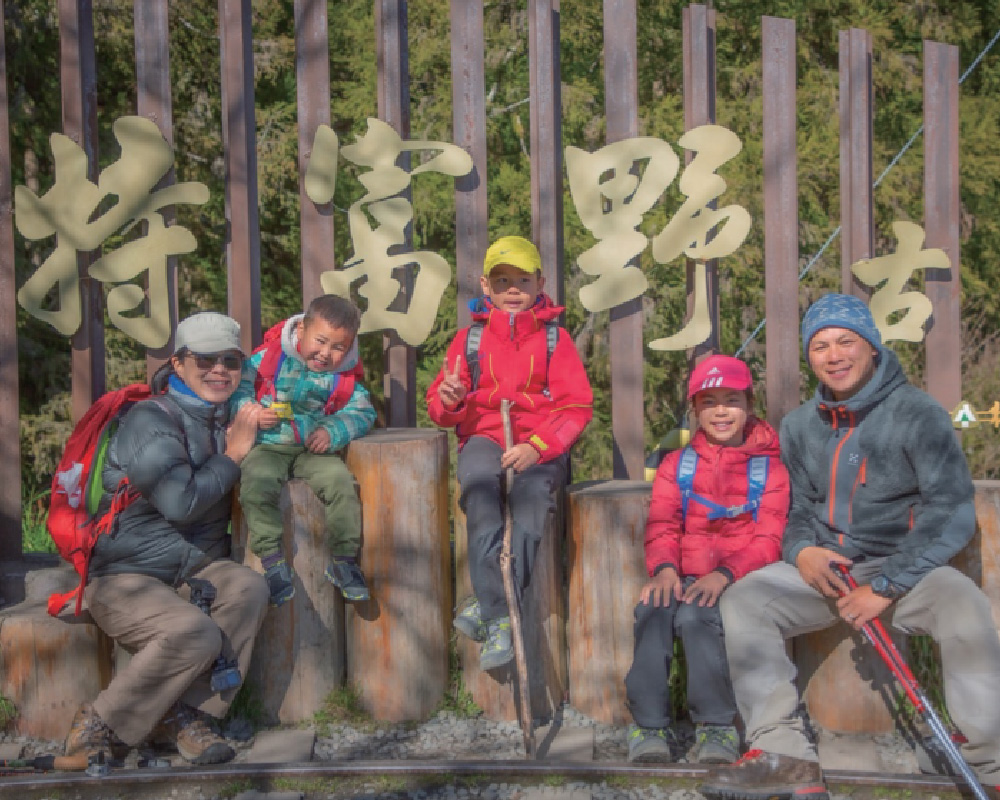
[720, 560, 1000, 781]
[86, 559, 269, 746]
[457, 435, 568, 621]
[625, 585, 738, 730]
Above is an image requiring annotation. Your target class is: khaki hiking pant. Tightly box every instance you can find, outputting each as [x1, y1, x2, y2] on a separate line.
[86, 559, 269, 746]
[720, 560, 1000, 782]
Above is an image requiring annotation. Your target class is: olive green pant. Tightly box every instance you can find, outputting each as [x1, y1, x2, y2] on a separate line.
[239, 443, 362, 559]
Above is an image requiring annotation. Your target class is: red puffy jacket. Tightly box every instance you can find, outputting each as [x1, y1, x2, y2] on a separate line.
[426, 294, 593, 463]
[644, 416, 789, 581]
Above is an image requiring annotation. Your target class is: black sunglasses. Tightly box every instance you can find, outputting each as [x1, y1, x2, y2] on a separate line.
[187, 351, 243, 370]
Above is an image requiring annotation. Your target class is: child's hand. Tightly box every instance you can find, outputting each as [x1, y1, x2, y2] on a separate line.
[437, 355, 468, 409]
[640, 567, 682, 607]
[683, 571, 730, 607]
[501, 442, 540, 473]
[305, 427, 332, 453]
[258, 405, 280, 429]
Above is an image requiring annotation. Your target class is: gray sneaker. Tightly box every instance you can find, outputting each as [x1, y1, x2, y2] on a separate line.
[325, 559, 370, 602]
[692, 724, 741, 764]
[479, 616, 514, 670]
[454, 596, 486, 642]
[627, 724, 674, 763]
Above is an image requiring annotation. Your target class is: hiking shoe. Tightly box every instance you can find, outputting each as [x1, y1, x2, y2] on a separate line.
[264, 558, 295, 607]
[479, 616, 514, 670]
[325, 559, 370, 602]
[627, 723, 674, 763]
[701, 750, 828, 800]
[64, 702, 128, 760]
[152, 702, 234, 765]
[454, 596, 486, 642]
[692, 724, 741, 764]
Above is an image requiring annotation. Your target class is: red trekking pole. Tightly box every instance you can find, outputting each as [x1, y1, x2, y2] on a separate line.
[835, 564, 989, 800]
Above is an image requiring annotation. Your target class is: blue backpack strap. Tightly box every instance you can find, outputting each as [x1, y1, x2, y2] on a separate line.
[745, 455, 769, 521]
[465, 322, 484, 391]
[675, 446, 699, 522]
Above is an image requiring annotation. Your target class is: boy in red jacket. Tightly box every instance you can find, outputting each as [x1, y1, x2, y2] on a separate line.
[625, 355, 789, 764]
[427, 235, 593, 671]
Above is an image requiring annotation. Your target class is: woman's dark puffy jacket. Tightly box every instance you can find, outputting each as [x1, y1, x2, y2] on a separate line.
[88, 385, 242, 586]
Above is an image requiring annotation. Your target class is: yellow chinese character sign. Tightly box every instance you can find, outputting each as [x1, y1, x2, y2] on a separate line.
[305, 118, 473, 346]
[16, 116, 209, 348]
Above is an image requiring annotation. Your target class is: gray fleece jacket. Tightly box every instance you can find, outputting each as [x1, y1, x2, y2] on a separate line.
[779, 349, 975, 590]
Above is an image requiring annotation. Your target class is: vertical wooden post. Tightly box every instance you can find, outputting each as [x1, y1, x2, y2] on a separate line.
[682, 4, 720, 361]
[762, 16, 800, 426]
[923, 41, 961, 413]
[134, 0, 177, 381]
[528, 0, 564, 306]
[59, 0, 104, 421]
[450, 1, 488, 330]
[839, 28, 873, 298]
[604, 0, 643, 481]
[0, 2, 21, 562]
[294, 0, 336, 309]
[219, 0, 261, 351]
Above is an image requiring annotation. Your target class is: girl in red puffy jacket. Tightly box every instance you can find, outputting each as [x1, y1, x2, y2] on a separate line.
[625, 355, 789, 766]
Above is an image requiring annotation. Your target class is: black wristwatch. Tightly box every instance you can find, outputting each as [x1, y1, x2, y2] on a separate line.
[870, 575, 906, 599]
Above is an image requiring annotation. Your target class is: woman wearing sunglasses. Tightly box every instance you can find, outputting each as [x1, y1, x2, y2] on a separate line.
[64, 312, 268, 767]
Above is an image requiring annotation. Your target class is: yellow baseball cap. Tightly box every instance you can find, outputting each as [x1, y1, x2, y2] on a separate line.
[483, 235, 542, 276]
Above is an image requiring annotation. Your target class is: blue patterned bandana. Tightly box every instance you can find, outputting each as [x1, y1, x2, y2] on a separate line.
[801, 293, 882, 352]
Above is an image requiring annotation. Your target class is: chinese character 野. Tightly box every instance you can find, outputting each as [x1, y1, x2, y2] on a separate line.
[305, 118, 473, 346]
[16, 116, 209, 347]
[851, 220, 948, 343]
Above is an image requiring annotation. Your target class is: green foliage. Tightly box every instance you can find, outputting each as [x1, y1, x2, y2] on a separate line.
[0, 696, 17, 730]
[314, 682, 375, 734]
[21, 486, 54, 554]
[437, 637, 484, 719]
[224, 680, 266, 730]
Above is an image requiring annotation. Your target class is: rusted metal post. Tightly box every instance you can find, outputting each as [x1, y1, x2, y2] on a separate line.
[839, 28, 873, 298]
[294, 0, 336, 309]
[682, 4, 719, 361]
[376, 0, 416, 427]
[528, 0, 564, 306]
[59, 0, 104, 421]
[0, 3, 22, 561]
[134, 0, 177, 381]
[762, 16, 800, 426]
[219, 0, 261, 351]
[604, 0, 643, 481]
[450, 0, 489, 330]
[923, 41, 961, 413]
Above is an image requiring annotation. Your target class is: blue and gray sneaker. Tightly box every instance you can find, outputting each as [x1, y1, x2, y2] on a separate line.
[691, 724, 740, 764]
[479, 616, 514, 670]
[325, 559, 370, 602]
[454, 596, 486, 642]
[627, 724, 674, 763]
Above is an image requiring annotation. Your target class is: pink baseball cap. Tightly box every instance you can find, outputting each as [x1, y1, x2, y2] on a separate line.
[687, 355, 753, 400]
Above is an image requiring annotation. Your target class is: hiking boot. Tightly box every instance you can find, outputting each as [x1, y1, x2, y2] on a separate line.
[454, 596, 486, 642]
[627, 724, 674, 763]
[701, 749, 828, 800]
[692, 724, 741, 764]
[325, 559, 370, 602]
[152, 702, 234, 765]
[64, 702, 129, 760]
[480, 616, 514, 670]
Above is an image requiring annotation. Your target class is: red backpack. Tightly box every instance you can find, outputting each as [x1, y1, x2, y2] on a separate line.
[46, 385, 172, 617]
[251, 319, 364, 416]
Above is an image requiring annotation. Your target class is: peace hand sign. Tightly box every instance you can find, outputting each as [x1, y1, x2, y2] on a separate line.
[437, 354, 468, 409]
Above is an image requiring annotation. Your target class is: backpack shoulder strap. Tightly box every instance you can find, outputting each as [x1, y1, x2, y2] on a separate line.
[324, 359, 365, 415]
[465, 322, 485, 391]
[745, 455, 770, 521]
[254, 339, 285, 402]
[545, 320, 559, 362]
[675, 446, 698, 522]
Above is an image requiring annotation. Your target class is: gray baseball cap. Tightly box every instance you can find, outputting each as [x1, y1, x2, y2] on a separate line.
[173, 312, 245, 355]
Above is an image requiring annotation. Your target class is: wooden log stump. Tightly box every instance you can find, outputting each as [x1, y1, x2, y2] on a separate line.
[232, 479, 346, 725]
[454, 483, 568, 723]
[954, 480, 1000, 630]
[0, 598, 113, 740]
[343, 428, 451, 721]
[565, 480, 650, 725]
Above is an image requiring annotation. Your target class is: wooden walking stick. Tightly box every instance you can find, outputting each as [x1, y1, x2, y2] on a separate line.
[499, 398, 535, 758]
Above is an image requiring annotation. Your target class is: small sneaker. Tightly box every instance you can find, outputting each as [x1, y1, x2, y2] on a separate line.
[152, 702, 234, 765]
[479, 616, 514, 670]
[692, 724, 741, 764]
[325, 559, 370, 602]
[454, 596, 486, 642]
[263, 557, 295, 607]
[701, 749, 828, 800]
[64, 702, 129, 760]
[627, 723, 674, 763]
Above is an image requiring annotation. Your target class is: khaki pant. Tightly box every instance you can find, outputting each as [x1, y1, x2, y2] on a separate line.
[720, 560, 1000, 782]
[86, 559, 269, 745]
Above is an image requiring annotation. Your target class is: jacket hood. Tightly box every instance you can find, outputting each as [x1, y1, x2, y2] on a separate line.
[280, 312, 360, 374]
[813, 347, 908, 417]
[691, 415, 780, 459]
[468, 293, 564, 324]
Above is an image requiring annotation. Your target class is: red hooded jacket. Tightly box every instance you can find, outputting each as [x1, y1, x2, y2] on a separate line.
[644, 416, 789, 581]
[426, 294, 593, 462]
